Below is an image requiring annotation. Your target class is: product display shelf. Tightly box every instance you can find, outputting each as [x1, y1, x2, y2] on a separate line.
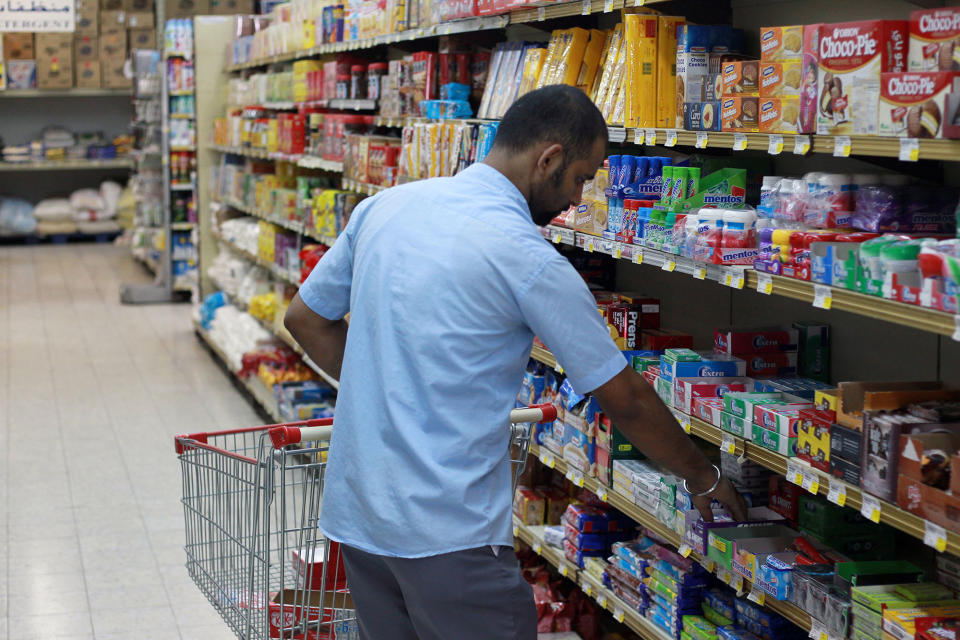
[170, 113, 196, 120]
[527, 342, 960, 558]
[171, 182, 195, 191]
[0, 157, 135, 172]
[341, 178, 387, 196]
[525, 441, 812, 631]
[212, 229, 301, 287]
[170, 145, 196, 152]
[214, 197, 337, 247]
[226, 15, 511, 72]
[541, 224, 960, 339]
[0, 88, 132, 98]
[512, 518, 672, 640]
[209, 144, 344, 172]
[373, 115, 493, 128]
[193, 317, 283, 420]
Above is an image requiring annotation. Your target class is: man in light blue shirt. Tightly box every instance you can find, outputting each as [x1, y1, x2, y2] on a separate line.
[285, 85, 745, 639]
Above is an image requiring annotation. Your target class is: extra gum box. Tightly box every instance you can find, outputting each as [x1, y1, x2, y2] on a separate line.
[692, 396, 724, 426]
[715, 328, 799, 354]
[673, 377, 753, 414]
[879, 71, 960, 138]
[909, 7, 960, 71]
[754, 402, 815, 437]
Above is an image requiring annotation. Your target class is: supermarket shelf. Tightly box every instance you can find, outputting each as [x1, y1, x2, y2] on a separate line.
[528, 343, 960, 558]
[170, 113, 196, 119]
[542, 225, 960, 339]
[171, 222, 196, 230]
[213, 198, 337, 247]
[213, 230, 301, 287]
[327, 98, 377, 111]
[341, 177, 387, 196]
[169, 89, 194, 96]
[209, 144, 344, 172]
[0, 88, 131, 98]
[193, 318, 283, 421]
[512, 519, 671, 640]
[170, 145, 196, 152]
[173, 282, 195, 292]
[133, 252, 159, 274]
[0, 158, 134, 172]
[526, 442, 812, 632]
[226, 15, 510, 71]
[171, 183, 194, 191]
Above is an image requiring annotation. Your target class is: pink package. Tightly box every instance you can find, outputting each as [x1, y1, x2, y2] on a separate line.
[673, 377, 753, 414]
[753, 402, 815, 436]
[692, 396, 724, 426]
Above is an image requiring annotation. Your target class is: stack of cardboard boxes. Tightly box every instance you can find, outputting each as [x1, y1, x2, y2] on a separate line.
[3, 0, 156, 90]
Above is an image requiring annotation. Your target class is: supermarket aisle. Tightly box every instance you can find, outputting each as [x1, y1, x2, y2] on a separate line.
[1, 243, 263, 640]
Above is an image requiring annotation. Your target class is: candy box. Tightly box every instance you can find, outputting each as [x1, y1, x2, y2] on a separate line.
[683, 101, 722, 131]
[617, 292, 661, 329]
[291, 542, 348, 591]
[661, 352, 747, 383]
[879, 71, 960, 137]
[721, 60, 760, 95]
[682, 506, 786, 559]
[562, 421, 596, 476]
[758, 96, 801, 133]
[816, 20, 909, 136]
[761, 25, 804, 61]
[752, 423, 799, 456]
[656, 375, 674, 407]
[715, 328, 799, 354]
[724, 392, 792, 419]
[754, 402, 815, 436]
[815, 389, 839, 412]
[708, 524, 795, 571]
[909, 7, 960, 71]
[754, 552, 797, 600]
[596, 415, 639, 456]
[720, 96, 760, 132]
[760, 60, 803, 96]
[539, 486, 569, 525]
[863, 415, 959, 502]
[897, 430, 960, 534]
[733, 535, 799, 582]
[793, 321, 830, 383]
[740, 352, 799, 378]
[720, 410, 751, 439]
[829, 422, 862, 463]
[692, 396, 724, 426]
[798, 409, 832, 471]
[883, 604, 960, 640]
[830, 456, 861, 485]
[673, 377, 753, 414]
[513, 486, 545, 525]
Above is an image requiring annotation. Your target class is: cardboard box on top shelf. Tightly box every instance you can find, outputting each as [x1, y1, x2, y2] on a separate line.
[128, 28, 156, 50]
[836, 381, 958, 429]
[101, 54, 131, 89]
[3, 34, 34, 60]
[124, 0, 154, 11]
[99, 30, 127, 59]
[75, 60, 102, 88]
[100, 10, 127, 30]
[898, 430, 960, 533]
[210, 0, 254, 14]
[37, 56, 73, 89]
[124, 11, 153, 28]
[74, 35, 98, 62]
[99, 0, 122, 9]
[165, 0, 210, 18]
[35, 33, 72, 58]
[76, 0, 99, 35]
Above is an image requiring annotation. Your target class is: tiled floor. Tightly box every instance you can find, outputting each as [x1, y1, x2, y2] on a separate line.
[1, 242, 265, 639]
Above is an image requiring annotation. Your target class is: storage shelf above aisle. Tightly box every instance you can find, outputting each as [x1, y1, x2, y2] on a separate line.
[214, 198, 337, 247]
[513, 519, 673, 640]
[341, 178, 387, 196]
[0, 158, 134, 172]
[525, 442, 813, 631]
[171, 183, 194, 191]
[527, 346, 960, 558]
[0, 88, 131, 98]
[541, 225, 960, 339]
[171, 222, 196, 230]
[209, 144, 344, 172]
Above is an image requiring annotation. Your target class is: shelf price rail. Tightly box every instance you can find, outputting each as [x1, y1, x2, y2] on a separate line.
[541, 225, 960, 339]
[527, 347, 960, 558]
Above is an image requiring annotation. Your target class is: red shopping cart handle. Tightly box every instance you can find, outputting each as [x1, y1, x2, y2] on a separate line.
[510, 403, 557, 424]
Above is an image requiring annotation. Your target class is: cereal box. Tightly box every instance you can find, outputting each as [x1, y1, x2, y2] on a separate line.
[879, 71, 960, 137]
[761, 25, 804, 61]
[759, 60, 802, 96]
[816, 20, 909, 136]
[909, 7, 960, 71]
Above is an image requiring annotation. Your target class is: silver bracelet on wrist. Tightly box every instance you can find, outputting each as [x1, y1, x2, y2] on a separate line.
[682, 464, 723, 497]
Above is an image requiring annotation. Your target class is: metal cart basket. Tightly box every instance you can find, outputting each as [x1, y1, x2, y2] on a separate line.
[173, 403, 556, 639]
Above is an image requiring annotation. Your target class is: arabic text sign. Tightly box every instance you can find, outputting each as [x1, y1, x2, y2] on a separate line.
[0, 0, 75, 32]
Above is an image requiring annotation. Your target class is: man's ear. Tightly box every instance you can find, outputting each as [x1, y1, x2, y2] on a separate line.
[536, 143, 564, 176]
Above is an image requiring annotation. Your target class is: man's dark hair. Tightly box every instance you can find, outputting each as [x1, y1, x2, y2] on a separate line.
[491, 84, 608, 160]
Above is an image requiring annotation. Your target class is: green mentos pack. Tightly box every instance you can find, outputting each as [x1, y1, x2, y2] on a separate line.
[678, 168, 747, 210]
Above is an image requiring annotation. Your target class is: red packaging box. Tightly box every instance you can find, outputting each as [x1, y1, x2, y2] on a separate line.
[673, 377, 752, 414]
[617, 293, 660, 329]
[292, 542, 348, 591]
[879, 71, 960, 137]
[799, 23, 822, 134]
[909, 7, 960, 71]
[642, 328, 693, 351]
[798, 408, 834, 472]
[609, 303, 642, 350]
[714, 328, 799, 354]
[692, 396, 724, 426]
[768, 474, 803, 523]
[234, 589, 353, 639]
[736, 351, 799, 378]
[816, 20, 909, 136]
[641, 370, 659, 388]
[753, 402, 814, 437]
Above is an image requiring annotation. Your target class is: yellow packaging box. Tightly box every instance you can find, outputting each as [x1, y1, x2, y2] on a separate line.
[624, 14, 658, 128]
[258, 220, 277, 262]
[517, 47, 547, 98]
[536, 30, 561, 89]
[657, 16, 685, 128]
[558, 27, 589, 87]
[576, 29, 607, 95]
[593, 24, 623, 110]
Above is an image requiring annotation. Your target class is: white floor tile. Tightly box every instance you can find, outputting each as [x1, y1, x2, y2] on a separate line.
[7, 611, 93, 639]
[90, 605, 178, 637]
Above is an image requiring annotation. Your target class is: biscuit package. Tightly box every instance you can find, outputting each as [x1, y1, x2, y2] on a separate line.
[909, 7, 960, 71]
[720, 96, 759, 132]
[721, 60, 759, 95]
[759, 60, 802, 96]
[879, 71, 960, 137]
[759, 96, 801, 133]
[760, 25, 803, 61]
[816, 20, 909, 136]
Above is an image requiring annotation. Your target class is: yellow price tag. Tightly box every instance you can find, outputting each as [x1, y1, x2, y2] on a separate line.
[900, 138, 920, 162]
[757, 272, 773, 295]
[552, 233, 562, 244]
[834, 136, 852, 157]
[813, 284, 833, 310]
[733, 133, 748, 151]
[693, 266, 706, 280]
[861, 494, 882, 524]
[721, 434, 736, 455]
[645, 129, 657, 146]
[662, 260, 677, 272]
[634, 249, 644, 265]
[748, 590, 766, 606]
[827, 480, 847, 507]
[695, 132, 709, 148]
[665, 130, 679, 147]
[679, 544, 693, 558]
[614, 244, 622, 259]
[615, 608, 625, 623]
[768, 134, 784, 155]
[585, 238, 594, 253]
[561, 566, 569, 577]
[584, 583, 593, 596]
[598, 489, 608, 502]
[925, 521, 948, 553]
[514, 526, 519, 537]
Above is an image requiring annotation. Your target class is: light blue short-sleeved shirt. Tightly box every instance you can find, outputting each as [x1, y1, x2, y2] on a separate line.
[300, 162, 626, 558]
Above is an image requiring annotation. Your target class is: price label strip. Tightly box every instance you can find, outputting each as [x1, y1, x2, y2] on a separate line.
[834, 135, 852, 157]
[925, 521, 948, 553]
[721, 433, 737, 455]
[603, 0, 613, 11]
[597, 594, 608, 608]
[614, 607, 625, 623]
[645, 129, 657, 146]
[598, 488, 608, 503]
[665, 130, 679, 147]
[748, 590, 766, 606]
[662, 259, 677, 272]
[693, 266, 707, 280]
[581, 0, 591, 14]
[801, 470, 820, 495]
[634, 249, 644, 265]
[768, 134, 784, 155]
[539, 452, 557, 469]
[584, 238, 594, 253]
[793, 135, 811, 155]
[899, 137, 920, 162]
[861, 493, 882, 524]
[634, 129, 645, 145]
[695, 132, 709, 148]
[733, 133, 748, 151]
[566, 468, 585, 488]
[552, 231, 562, 244]
[608, 127, 626, 143]
[786, 459, 805, 486]
[756, 272, 773, 295]
[827, 479, 847, 507]
[953, 315, 960, 342]
[614, 243, 622, 259]
[560, 565, 569, 577]
[813, 284, 833, 310]
[537, 6, 545, 20]
[725, 269, 745, 289]
[678, 544, 693, 558]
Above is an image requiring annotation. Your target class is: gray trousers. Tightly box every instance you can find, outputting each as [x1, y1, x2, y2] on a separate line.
[341, 544, 538, 640]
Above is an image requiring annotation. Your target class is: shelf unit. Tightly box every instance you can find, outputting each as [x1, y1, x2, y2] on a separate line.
[0, 158, 134, 171]
[213, 198, 336, 247]
[541, 225, 959, 339]
[0, 88, 132, 98]
[341, 178, 387, 196]
[209, 144, 344, 172]
[513, 519, 674, 640]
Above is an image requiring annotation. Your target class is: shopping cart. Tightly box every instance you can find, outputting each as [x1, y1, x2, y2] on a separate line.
[173, 403, 557, 640]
